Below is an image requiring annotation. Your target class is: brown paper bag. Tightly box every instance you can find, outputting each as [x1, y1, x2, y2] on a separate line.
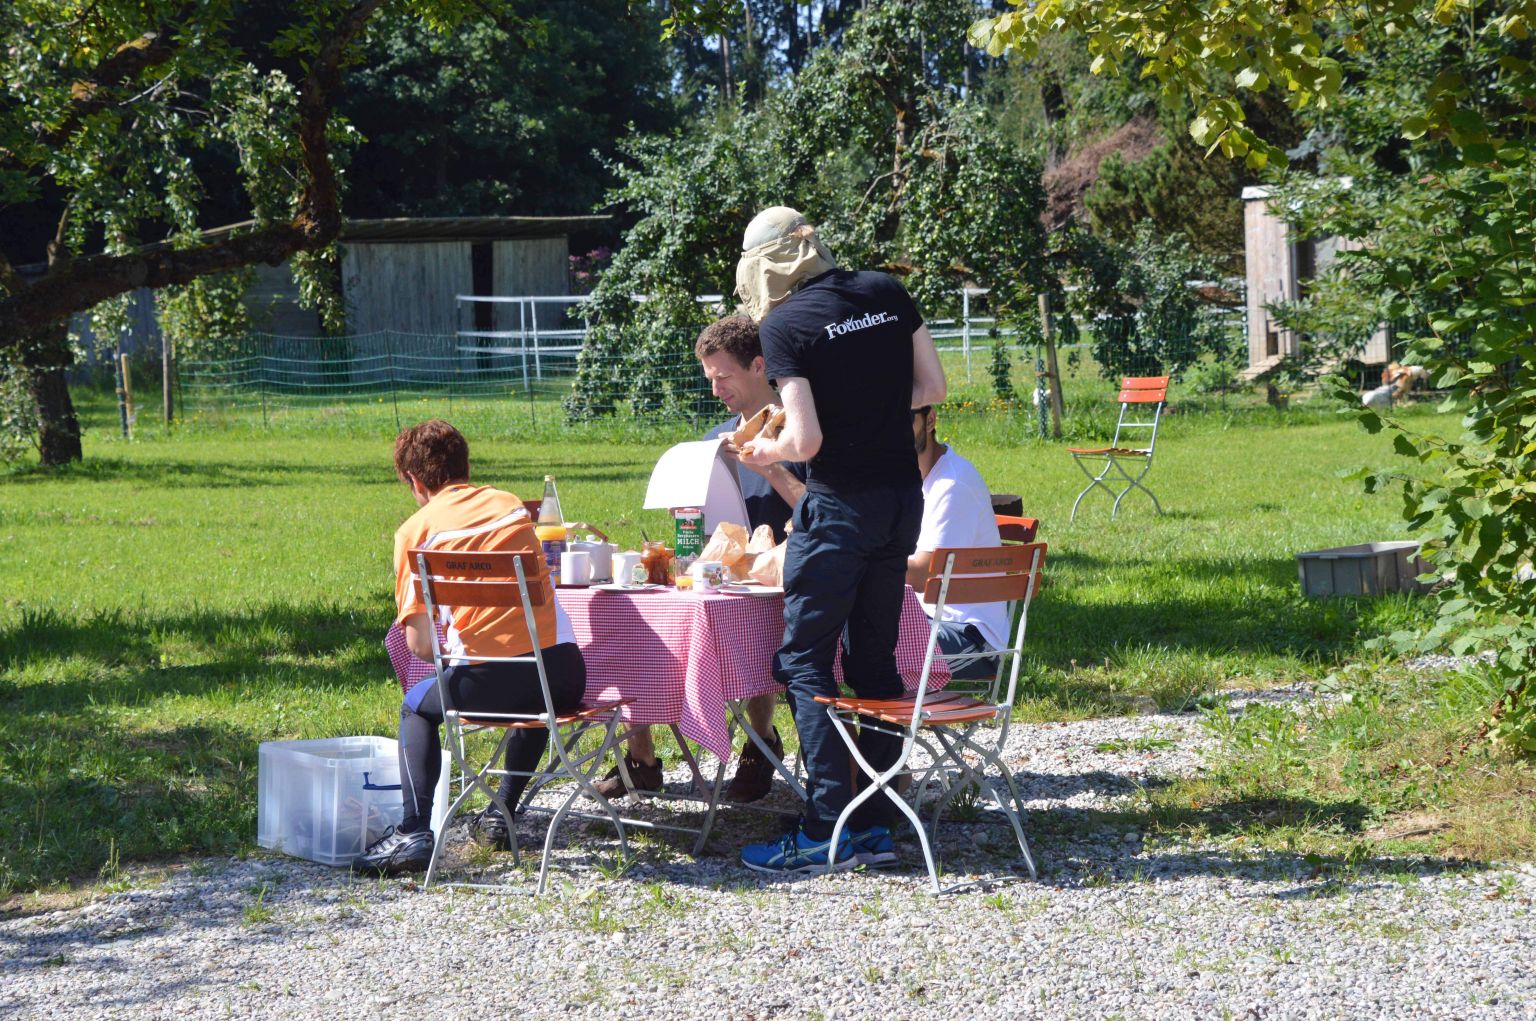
[699, 522, 752, 575]
[744, 523, 776, 555]
[747, 542, 787, 587]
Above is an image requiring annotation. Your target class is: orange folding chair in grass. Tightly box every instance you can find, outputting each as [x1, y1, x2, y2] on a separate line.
[1067, 375, 1170, 521]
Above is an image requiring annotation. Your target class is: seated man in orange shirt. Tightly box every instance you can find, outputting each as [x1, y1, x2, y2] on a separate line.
[353, 419, 587, 875]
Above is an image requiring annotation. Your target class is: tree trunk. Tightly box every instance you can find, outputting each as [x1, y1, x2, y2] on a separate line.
[1041, 74, 1066, 173]
[786, 0, 801, 72]
[721, 33, 732, 102]
[21, 321, 81, 465]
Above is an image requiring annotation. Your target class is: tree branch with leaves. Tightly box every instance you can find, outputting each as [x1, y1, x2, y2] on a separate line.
[0, 0, 507, 463]
[972, 0, 1536, 751]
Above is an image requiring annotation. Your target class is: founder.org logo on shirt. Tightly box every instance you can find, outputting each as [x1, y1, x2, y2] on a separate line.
[823, 311, 895, 339]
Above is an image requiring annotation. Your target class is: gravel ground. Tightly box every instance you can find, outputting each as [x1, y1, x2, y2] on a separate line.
[5, 697, 1535, 1021]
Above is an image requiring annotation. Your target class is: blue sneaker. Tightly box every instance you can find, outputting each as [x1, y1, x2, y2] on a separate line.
[849, 825, 897, 867]
[740, 827, 855, 875]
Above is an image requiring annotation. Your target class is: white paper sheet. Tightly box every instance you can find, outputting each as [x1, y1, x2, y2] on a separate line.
[642, 438, 749, 529]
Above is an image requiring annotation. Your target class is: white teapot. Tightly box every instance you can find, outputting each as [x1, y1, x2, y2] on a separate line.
[568, 535, 616, 583]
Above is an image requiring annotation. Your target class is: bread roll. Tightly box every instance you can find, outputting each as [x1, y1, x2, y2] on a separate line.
[729, 404, 785, 447]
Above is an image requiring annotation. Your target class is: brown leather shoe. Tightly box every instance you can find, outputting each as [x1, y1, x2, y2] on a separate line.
[592, 755, 663, 799]
[725, 728, 784, 803]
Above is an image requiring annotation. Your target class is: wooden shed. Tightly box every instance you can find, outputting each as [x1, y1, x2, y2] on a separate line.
[59, 215, 604, 361]
[337, 217, 600, 336]
[1242, 186, 1389, 380]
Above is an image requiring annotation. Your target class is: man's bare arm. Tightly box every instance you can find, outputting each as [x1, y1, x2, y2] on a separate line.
[905, 550, 931, 592]
[722, 436, 808, 508]
[911, 324, 946, 409]
[739, 377, 821, 465]
[402, 612, 435, 662]
[750, 460, 806, 509]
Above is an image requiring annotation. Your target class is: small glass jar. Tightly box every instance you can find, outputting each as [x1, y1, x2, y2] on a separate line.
[641, 541, 674, 586]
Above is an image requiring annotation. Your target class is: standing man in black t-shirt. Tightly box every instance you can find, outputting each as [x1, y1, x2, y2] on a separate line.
[734, 207, 946, 874]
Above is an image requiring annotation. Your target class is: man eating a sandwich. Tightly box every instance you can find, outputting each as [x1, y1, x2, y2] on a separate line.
[591, 315, 806, 804]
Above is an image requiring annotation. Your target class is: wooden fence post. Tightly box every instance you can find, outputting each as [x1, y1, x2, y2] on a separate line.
[1039, 292, 1064, 439]
[162, 332, 174, 424]
[120, 353, 134, 439]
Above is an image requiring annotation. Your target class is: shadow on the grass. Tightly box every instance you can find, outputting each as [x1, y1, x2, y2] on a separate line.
[0, 599, 404, 892]
[0, 600, 391, 703]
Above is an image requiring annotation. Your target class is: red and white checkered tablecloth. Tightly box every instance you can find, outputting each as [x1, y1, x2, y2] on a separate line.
[386, 622, 439, 698]
[558, 586, 949, 759]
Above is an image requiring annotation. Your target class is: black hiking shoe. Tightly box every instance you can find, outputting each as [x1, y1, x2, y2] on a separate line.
[468, 807, 512, 851]
[351, 826, 434, 876]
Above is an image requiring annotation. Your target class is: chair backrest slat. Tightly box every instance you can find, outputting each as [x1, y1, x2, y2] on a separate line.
[995, 514, 1039, 544]
[924, 545, 1036, 575]
[417, 578, 543, 608]
[921, 543, 1046, 605]
[413, 548, 542, 577]
[922, 573, 1028, 605]
[409, 548, 548, 608]
[1118, 375, 1170, 405]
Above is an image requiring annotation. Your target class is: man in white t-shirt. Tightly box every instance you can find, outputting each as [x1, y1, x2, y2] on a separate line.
[903, 405, 1010, 678]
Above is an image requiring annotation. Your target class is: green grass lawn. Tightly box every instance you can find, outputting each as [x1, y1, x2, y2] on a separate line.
[0, 386, 1444, 892]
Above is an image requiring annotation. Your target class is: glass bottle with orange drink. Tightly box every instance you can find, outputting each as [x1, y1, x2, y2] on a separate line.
[535, 475, 567, 584]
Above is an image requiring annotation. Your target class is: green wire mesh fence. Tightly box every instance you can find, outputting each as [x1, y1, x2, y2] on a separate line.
[171, 320, 1263, 440]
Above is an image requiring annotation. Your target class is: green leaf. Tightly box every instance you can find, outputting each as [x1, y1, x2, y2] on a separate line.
[1461, 142, 1497, 164]
[1234, 67, 1269, 91]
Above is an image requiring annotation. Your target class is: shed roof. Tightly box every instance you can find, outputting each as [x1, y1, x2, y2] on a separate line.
[201, 215, 609, 243]
[14, 215, 610, 275]
[338, 216, 608, 242]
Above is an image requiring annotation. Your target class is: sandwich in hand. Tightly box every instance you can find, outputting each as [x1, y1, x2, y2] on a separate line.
[729, 404, 785, 448]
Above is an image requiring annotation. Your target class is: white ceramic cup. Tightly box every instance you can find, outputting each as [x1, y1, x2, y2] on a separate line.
[570, 537, 614, 582]
[560, 549, 593, 586]
[613, 550, 643, 586]
[691, 560, 727, 592]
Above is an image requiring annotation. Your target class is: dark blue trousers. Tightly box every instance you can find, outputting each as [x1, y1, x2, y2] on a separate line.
[775, 484, 923, 838]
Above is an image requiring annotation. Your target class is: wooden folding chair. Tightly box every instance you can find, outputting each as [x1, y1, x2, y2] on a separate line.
[1067, 375, 1170, 520]
[816, 542, 1047, 893]
[411, 548, 632, 895]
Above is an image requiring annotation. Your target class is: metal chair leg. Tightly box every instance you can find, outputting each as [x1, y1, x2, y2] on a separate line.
[986, 770, 1037, 879]
[1070, 455, 1117, 521]
[951, 728, 1037, 880]
[1108, 457, 1160, 518]
[538, 715, 631, 895]
[825, 709, 944, 893]
[537, 784, 586, 896]
[727, 700, 804, 799]
[424, 781, 477, 889]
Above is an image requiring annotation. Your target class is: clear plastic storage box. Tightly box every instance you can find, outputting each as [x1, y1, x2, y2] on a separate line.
[257, 736, 449, 866]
